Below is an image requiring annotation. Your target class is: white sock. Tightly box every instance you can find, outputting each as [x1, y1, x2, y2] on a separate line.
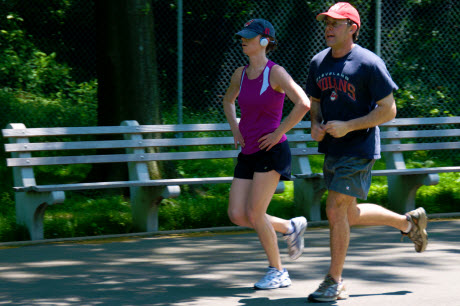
[285, 221, 295, 235]
[403, 219, 412, 233]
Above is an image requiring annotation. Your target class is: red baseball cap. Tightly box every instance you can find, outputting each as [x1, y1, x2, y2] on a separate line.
[316, 2, 361, 28]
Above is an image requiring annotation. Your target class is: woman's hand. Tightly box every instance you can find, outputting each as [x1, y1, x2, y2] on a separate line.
[258, 132, 282, 151]
[232, 128, 245, 149]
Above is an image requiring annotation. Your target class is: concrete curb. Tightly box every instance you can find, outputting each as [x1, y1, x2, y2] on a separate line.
[0, 212, 458, 248]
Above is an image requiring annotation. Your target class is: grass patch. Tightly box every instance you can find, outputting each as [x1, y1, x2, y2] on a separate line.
[1, 165, 459, 242]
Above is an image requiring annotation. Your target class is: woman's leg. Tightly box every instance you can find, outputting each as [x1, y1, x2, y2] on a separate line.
[246, 170, 283, 270]
[228, 178, 291, 234]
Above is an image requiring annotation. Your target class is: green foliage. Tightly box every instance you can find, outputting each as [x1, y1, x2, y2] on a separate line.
[389, 0, 459, 118]
[0, 13, 67, 94]
[0, 10, 97, 130]
[416, 173, 460, 214]
[43, 193, 133, 239]
[1, 80, 97, 129]
[0, 192, 25, 241]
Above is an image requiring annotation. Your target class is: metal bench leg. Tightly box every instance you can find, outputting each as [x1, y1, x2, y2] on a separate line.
[15, 191, 65, 240]
[387, 173, 439, 214]
[294, 177, 327, 221]
[130, 185, 180, 232]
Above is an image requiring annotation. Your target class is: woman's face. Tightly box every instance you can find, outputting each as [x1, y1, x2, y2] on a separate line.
[241, 34, 264, 55]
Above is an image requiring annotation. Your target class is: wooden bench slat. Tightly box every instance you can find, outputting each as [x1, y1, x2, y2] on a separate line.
[2, 121, 311, 138]
[294, 166, 460, 179]
[381, 142, 460, 152]
[1, 123, 232, 137]
[3, 117, 459, 138]
[380, 116, 460, 127]
[290, 147, 321, 155]
[15, 166, 460, 192]
[291, 142, 460, 156]
[4, 138, 235, 152]
[380, 129, 460, 139]
[4, 134, 314, 153]
[6, 150, 241, 167]
[372, 167, 460, 176]
[14, 177, 236, 192]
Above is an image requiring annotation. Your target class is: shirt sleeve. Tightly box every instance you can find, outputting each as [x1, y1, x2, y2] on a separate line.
[368, 58, 399, 102]
[305, 59, 321, 99]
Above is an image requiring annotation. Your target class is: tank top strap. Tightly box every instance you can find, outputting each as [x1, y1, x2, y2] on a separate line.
[260, 60, 277, 95]
[266, 60, 276, 68]
[239, 65, 248, 92]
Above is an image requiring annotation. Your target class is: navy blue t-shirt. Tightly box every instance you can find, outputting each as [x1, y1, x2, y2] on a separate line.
[306, 45, 398, 159]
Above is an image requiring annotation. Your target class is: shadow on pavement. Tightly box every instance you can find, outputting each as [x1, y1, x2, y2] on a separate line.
[0, 220, 458, 305]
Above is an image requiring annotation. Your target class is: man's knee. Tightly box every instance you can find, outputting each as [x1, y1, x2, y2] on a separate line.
[326, 191, 355, 222]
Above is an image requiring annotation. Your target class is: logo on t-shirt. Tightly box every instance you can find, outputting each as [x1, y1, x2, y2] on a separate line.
[330, 90, 338, 101]
[316, 74, 356, 101]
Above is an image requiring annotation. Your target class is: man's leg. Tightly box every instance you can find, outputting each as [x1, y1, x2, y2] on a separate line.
[348, 203, 428, 252]
[308, 189, 351, 302]
[326, 190, 355, 282]
[348, 203, 409, 230]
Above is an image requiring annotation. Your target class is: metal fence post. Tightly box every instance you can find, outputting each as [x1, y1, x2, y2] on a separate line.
[375, 0, 381, 57]
[177, 0, 183, 126]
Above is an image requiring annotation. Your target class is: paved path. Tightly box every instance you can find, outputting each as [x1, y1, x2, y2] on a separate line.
[0, 219, 459, 306]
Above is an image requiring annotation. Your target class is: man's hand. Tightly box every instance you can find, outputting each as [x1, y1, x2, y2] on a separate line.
[311, 123, 327, 142]
[324, 120, 351, 138]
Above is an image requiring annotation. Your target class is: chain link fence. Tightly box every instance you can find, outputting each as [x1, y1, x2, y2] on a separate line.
[153, 0, 458, 167]
[154, 0, 459, 124]
[0, 0, 458, 149]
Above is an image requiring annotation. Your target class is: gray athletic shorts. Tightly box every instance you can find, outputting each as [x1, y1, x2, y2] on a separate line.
[323, 155, 376, 200]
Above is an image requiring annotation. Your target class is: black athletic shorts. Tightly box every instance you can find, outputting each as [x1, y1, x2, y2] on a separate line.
[234, 140, 291, 181]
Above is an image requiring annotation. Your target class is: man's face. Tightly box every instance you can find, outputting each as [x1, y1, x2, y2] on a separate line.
[323, 17, 351, 48]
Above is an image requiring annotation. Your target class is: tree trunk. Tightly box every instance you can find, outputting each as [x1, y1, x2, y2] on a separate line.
[94, 0, 161, 183]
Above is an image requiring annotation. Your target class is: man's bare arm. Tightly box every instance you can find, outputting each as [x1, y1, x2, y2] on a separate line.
[324, 92, 397, 138]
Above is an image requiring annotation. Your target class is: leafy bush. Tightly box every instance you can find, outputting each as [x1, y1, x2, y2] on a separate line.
[0, 12, 97, 130]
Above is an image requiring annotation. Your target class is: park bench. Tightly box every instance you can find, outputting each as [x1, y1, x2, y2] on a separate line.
[3, 116, 460, 240]
[2, 120, 286, 240]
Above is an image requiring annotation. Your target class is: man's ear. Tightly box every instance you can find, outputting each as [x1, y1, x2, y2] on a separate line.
[350, 24, 358, 35]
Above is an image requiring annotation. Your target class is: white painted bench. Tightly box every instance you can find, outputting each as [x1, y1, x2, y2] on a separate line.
[2, 120, 290, 240]
[292, 116, 460, 220]
[3, 117, 460, 240]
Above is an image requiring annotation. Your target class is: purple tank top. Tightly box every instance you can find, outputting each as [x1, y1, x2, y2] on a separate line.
[238, 60, 287, 154]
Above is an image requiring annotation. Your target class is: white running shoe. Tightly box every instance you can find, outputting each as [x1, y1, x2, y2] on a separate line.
[283, 216, 307, 260]
[254, 267, 291, 290]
